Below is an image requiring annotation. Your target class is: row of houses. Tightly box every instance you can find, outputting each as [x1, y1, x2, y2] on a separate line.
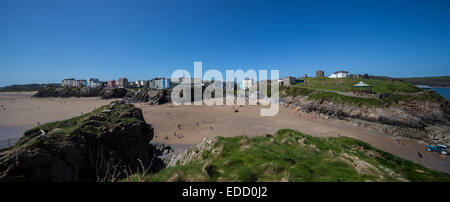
[62, 70, 360, 90]
[62, 78, 128, 89]
[61, 78, 89, 88]
[61, 77, 174, 90]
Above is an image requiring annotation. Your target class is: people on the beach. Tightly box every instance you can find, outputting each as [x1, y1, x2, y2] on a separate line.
[418, 151, 423, 158]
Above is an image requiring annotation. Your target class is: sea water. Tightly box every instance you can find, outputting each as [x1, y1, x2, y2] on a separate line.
[432, 88, 450, 100]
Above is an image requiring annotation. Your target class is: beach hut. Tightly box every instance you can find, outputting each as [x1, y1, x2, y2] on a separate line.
[352, 81, 372, 95]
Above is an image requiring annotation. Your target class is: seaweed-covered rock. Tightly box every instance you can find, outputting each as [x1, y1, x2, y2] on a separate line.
[0, 101, 161, 182]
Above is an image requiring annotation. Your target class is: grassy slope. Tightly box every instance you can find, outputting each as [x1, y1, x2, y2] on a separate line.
[281, 78, 445, 107]
[302, 78, 421, 94]
[126, 129, 449, 182]
[401, 76, 450, 81]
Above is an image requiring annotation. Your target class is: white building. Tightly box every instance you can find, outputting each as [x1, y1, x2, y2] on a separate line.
[240, 78, 255, 90]
[329, 71, 349, 78]
[88, 78, 102, 89]
[135, 80, 147, 88]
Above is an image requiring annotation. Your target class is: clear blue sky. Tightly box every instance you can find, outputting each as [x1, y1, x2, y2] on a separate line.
[1, 0, 449, 86]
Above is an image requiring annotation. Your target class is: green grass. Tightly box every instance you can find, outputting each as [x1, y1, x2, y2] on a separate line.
[308, 91, 382, 107]
[125, 129, 450, 182]
[401, 76, 450, 81]
[301, 78, 421, 94]
[280, 78, 446, 107]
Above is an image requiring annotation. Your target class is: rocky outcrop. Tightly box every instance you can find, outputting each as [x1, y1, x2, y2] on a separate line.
[124, 89, 150, 103]
[283, 96, 450, 146]
[100, 88, 128, 99]
[147, 89, 171, 105]
[123, 89, 171, 105]
[0, 101, 162, 182]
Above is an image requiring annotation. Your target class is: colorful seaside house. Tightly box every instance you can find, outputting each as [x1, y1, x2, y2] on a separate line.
[154, 78, 171, 89]
[107, 80, 116, 88]
[76, 80, 87, 87]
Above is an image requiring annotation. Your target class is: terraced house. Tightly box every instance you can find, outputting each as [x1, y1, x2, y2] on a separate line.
[117, 78, 128, 88]
[61, 78, 76, 88]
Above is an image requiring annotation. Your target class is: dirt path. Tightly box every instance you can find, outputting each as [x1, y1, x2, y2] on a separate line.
[137, 103, 450, 173]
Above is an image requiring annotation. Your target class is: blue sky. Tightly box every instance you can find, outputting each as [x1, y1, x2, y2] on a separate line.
[0, 0, 449, 86]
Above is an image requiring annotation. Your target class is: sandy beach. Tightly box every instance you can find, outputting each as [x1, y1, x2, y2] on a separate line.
[136, 103, 450, 174]
[0, 92, 448, 173]
[0, 92, 118, 139]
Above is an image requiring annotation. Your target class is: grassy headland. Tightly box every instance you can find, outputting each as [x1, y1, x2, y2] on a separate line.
[280, 78, 446, 107]
[124, 129, 449, 182]
[400, 76, 450, 87]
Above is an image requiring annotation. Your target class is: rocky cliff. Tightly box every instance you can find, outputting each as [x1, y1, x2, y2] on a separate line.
[100, 88, 129, 99]
[282, 96, 450, 146]
[0, 101, 162, 182]
[123, 88, 171, 105]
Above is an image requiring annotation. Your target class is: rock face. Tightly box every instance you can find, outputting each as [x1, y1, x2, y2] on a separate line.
[0, 101, 162, 182]
[124, 89, 150, 103]
[100, 88, 128, 99]
[123, 88, 171, 105]
[147, 89, 171, 105]
[283, 96, 450, 146]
